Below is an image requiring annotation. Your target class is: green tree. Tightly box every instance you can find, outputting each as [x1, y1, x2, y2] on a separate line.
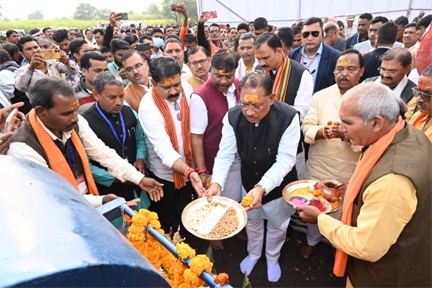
[28, 11, 43, 20]
[161, 0, 198, 24]
[73, 3, 97, 20]
[146, 3, 160, 15]
[95, 8, 110, 20]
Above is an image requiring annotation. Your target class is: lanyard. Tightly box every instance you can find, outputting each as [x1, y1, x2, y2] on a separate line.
[300, 53, 319, 70]
[55, 139, 78, 176]
[95, 102, 126, 157]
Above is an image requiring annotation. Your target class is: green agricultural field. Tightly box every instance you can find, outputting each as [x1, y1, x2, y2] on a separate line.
[0, 18, 175, 33]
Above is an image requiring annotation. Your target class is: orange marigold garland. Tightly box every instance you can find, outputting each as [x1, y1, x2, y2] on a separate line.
[127, 208, 230, 287]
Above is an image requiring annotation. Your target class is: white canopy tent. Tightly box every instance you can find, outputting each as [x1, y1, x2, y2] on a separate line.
[196, 0, 432, 27]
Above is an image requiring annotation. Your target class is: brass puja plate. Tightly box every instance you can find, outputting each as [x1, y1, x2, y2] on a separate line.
[283, 180, 342, 213]
[182, 196, 247, 240]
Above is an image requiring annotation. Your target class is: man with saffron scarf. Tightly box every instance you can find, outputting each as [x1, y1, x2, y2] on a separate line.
[8, 77, 164, 208]
[296, 82, 431, 287]
[255, 32, 313, 177]
[139, 56, 205, 234]
[409, 64, 432, 141]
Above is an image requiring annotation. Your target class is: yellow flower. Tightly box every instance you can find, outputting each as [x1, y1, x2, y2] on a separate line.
[189, 254, 213, 275]
[176, 242, 196, 259]
[183, 269, 203, 286]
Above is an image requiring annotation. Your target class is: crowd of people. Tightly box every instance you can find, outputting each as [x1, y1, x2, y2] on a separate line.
[0, 6, 431, 287]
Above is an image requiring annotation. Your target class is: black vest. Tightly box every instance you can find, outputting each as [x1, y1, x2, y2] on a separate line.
[82, 104, 138, 199]
[228, 101, 299, 204]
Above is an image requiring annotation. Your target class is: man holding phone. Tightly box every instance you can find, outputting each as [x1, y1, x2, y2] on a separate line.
[14, 36, 79, 93]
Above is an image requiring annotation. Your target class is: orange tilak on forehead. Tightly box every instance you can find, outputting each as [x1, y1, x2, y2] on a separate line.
[218, 69, 233, 76]
[160, 75, 181, 86]
[243, 94, 258, 104]
[70, 100, 79, 108]
[339, 59, 352, 66]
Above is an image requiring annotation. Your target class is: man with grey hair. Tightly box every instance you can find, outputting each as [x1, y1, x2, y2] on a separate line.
[364, 47, 417, 120]
[296, 82, 431, 287]
[81, 71, 150, 212]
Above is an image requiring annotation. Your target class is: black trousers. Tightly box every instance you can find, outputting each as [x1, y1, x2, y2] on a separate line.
[147, 170, 197, 234]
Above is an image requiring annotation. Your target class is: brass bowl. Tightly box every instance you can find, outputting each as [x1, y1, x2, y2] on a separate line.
[321, 180, 346, 203]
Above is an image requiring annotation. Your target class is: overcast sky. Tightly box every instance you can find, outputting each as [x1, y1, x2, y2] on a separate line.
[1, 0, 162, 20]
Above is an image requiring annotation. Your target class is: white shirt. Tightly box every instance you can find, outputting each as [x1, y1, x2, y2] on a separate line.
[8, 115, 145, 207]
[189, 83, 238, 134]
[235, 58, 259, 80]
[138, 82, 193, 182]
[181, 63, 193, 82]
[212, 113, 300, 193]
[353, 40, 403, 54]
[292, 69, 314, 122]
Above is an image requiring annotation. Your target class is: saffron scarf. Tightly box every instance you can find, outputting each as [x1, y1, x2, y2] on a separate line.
[29, 109, 99, 195]
[152, 88, 193, 189]
[272, 55, 292, 102]
[333, 118, 405, 276]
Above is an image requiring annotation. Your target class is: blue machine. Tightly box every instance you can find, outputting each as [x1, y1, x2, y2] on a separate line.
[0, 156, 170, 287]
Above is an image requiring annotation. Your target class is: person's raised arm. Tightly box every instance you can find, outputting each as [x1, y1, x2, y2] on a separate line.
[197, 16, 210, 53]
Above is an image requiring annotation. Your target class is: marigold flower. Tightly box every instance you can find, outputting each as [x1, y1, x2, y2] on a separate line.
[189, 254, 213, 275]
[176, 242, 196, 259]
[215, 272, 230, 286]
[241, 195, 254, 206]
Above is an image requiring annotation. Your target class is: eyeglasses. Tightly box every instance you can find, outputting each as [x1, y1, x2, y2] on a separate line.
[174, 101, 182, 121]
[125, 63, 144, 74]
[238, 97, 271, 111]
[301, 31, 320, 38]
[209, 30, 220, 34]
[189, 58, 208, 67]
[334, 67, 359, 75]
[412, 87, 432, 102]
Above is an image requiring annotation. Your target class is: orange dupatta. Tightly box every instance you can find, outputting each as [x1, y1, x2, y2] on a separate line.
[29, 109, 99, 195]
[333, 118, 405, 276]
[272, 55, 292, 102]
[152, 88, 193, 189]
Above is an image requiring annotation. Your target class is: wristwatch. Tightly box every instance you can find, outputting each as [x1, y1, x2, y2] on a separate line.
[254, 184, 266, 195]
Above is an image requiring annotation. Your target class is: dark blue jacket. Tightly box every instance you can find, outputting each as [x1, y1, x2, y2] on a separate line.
[289, 43, 340, 93]
[346, 33, 360, 49]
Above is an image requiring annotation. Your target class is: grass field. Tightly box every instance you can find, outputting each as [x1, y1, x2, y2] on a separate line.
[0, 18, 175, 33]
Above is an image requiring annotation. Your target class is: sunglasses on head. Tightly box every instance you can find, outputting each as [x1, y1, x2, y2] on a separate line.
[302, 31, 320, 38]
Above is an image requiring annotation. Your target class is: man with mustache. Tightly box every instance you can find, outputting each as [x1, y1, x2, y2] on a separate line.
[300, 49, 364, 258]
[122, 50, 150, 112]
[235, 33, 259, 80]
[346, 13, 372, 49]
[186, 46, 210, 91]
[139, 56, 205, 234]
[257, 32, 313, 178]
[364, 48, 417, 120]
[189, 49, 242, 249]
[81, 71, 151, 212]
[409, 64, 432, 141]
[163, 37, 192, 81]
[8, 77, 164, 208]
